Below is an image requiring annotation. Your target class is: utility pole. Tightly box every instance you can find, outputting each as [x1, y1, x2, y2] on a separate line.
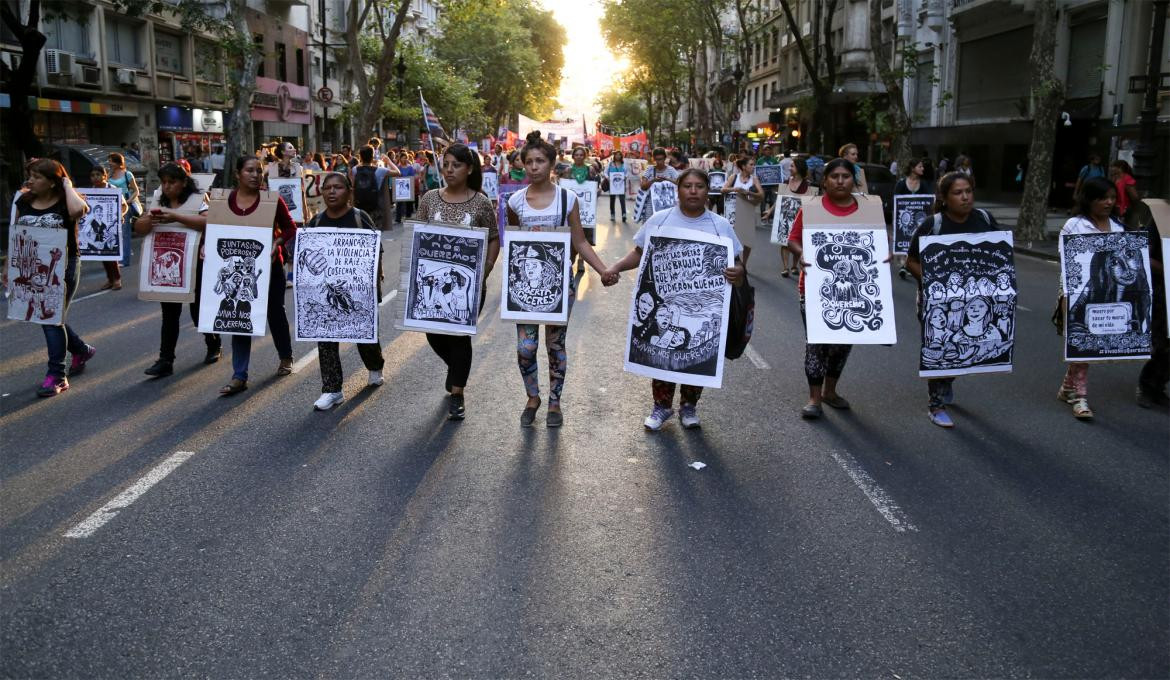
[314, 0, 347, 152]
[1132, 0, 1168, 196]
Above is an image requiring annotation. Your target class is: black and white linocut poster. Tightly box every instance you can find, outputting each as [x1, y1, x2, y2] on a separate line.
[6, 222, 67, 325]
[649, 180, 678, 215]
[197, 224, 273, 336]
[559, 179, 598, 226]
[267, 178, 305, 223]
[802, 228, 897, 344]
[708, 171, 726, 195]
[770, 194, 803, 244]
[294, 228, 381, 343]
[401, 222, 486, 335]
[77, 188, 123, 261]
[607, 172, 626, 196]
[482, 171, 499, 200]
[1061, 231, 1152, 361]
[918, 230, 1016, 377]
[623, 226, 733, 389]
[893, 194, 934, 255]
[500, 229, 571, 324]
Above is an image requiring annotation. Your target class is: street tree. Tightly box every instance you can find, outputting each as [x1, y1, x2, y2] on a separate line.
[343, 0, 414, 142]
[371, 42, 487, 140]
[596, 86, 647, 133]
[1017, 0, 1063, 242]
[777, 0, 841, 153]
[867, 0, 913, 172]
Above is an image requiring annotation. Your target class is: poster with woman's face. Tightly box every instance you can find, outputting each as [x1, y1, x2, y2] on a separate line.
[76, 188, 124, 261]
[398, 222, 486, 336]
[1060, 231, 1153, 361]
[499, 229, 571, 324]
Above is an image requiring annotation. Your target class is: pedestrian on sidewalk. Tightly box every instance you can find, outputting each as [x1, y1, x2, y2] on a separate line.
[12, 159, 95, 397]
[415, 144, 500, 420]
[605, 168, 745, 431]
[1109, 160, 1139, 223]
[505, 131, 618, 428]
[723, 155, 764, 267]
[905, 172, 1001, 429]
[1057, 177, 1125, 420]
[217, 156, 297, 397]
[787, 158, 861, 420]
[1137, 217, 1168, 407]
[1071, 154, 1106, 211]
[304, 172, 387, 411]
[89, 165, 126, 290]
[135, 163, 222, 377]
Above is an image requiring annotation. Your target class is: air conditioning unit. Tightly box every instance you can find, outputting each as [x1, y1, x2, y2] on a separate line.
[115, 68, 137, 87]
[2, 52, 21, 71]
[132, 73, 151, 94]
[77, 64, 102, 88]
[173, 79, 193, 100]
[44, 49, 74, 76]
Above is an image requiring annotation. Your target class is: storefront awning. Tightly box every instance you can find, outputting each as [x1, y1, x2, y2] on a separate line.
[0, 93, 107, 114]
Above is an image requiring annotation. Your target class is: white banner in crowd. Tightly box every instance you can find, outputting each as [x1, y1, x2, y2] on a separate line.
[517, 114, 586, 147]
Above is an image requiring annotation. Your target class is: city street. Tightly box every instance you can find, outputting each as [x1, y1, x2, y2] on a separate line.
[1, 217, 1166, 678]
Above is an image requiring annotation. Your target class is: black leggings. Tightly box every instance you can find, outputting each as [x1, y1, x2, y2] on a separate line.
[609, 194, 626, 217]
[426, 333, 472, 388]
[159, 258, 220, 361]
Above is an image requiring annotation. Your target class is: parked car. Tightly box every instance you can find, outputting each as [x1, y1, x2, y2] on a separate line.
[49, 145, 149, 193]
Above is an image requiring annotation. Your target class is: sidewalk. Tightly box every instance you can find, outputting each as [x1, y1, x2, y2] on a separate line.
[979, 200, 1064, 261]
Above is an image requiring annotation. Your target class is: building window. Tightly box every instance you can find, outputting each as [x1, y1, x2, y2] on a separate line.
[295, 48, 305, 86]
[105, 17, 145, 68]
[312, 55, 321, 79]
[194, 40, 220, 81]
[275, 42, 287, 82]
[772, 30, 779, 64]
[254, 34, 264, 77]
[155, 32, 184, 75]
[45, 12, 94, 60]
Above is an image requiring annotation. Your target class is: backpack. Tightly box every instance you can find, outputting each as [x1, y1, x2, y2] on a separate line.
[354, 166, 380, 211]
[724, 271, 755, 360]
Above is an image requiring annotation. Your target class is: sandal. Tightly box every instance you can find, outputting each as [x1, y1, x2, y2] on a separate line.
[219, 378, 248, 396]
[100, 280, 115, 290]
[277, 358, 294, 376]
[1071, 397, 1093, 420]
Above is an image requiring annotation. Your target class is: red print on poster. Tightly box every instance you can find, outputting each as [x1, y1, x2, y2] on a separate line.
[150, 230, 188, 289]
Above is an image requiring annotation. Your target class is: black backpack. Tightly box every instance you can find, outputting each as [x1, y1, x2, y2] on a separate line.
[353, 166, 380, 211]
[724, 271, 755, 360]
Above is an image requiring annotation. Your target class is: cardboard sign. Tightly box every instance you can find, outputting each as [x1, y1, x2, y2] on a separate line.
[393, 176, 415, 202]
[76, 188, 124, 261]
[267, 177, 305, 223]
[191, 173, 216, 192]
[708, 171, 726, 195]
[770, 192, 815, 245]
[500, 228, 572, 324]
[139, 227, 200, 303]
[801, 194, 886, 230]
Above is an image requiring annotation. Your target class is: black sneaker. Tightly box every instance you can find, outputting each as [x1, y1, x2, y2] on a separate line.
[144, 360, 174, 377]
[204, 346, 222, 364]
[448, 394, 465, 420]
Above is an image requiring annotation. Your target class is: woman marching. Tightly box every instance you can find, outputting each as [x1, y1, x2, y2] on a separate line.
[1056, 176, 1126, 420]
[904, 171, 1001, 428]
[415, 143, 501, 420]
[721, 155, 764, 267]
[634, 147, 679, 223]
[505, 131, 617, 427]
[786, 158, 863, 419]
[838, 143, 869, 195]
[764, 156, 814, 277]
[302, 172, 387, 410]
[895, 157, 928, 279]
[134, 162, 222, 376]
[106, 152, 141, 271]
[89, 165, 127, 290]
[560, 146, 602, 273]
[605, 168, 746, 430]
[217, 155, 297, 396]
[605, 151, 629, 222]
[11, 159, 95, 397]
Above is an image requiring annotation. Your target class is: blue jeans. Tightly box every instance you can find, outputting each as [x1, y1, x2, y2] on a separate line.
[230, 265, 293, 381]
[43, 257, 88, 379]
[120, 213, 134, 267]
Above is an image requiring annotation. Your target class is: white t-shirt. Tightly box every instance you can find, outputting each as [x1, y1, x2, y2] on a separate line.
[506, 186, 578, 231]
[634, 206, 743, 257]
[1060, 215, 1124, 236]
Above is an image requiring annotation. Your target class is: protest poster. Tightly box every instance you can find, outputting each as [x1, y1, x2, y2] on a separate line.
[624, 226, 733, 389]
[76, 188, 123, 261]
[1146, 199, 1170, 337]
[649, 180, 678, 214]
[802, 228, 897, 344]
[267, 177, 305, 223]
[500, 229, 572, 324]
[607, 172, 626, 196]
[482, 171, 500, 200]
[191, 173, 216, 192]
[294, 228, 381, 343]
[497, 182, 528, 240]
[1060, 231, 1152, 361]
[918, 231, 1016, 377]
[394, 176, 415, 202]
[559, 179, 598, 226]
[893, 194, 935, 255]
[197, 224, 274, 336]
[138, 226, 200, 303]
[708, 171, 726, 195]
[754, 164, 783, 186]
[724, 192, 737, 224]
[770, 193, 805, 245]
[6, 222, 67, 325]
[625, 160, 647, 198]
[304, 171, 326, 217]
[397, 221, 487, 335]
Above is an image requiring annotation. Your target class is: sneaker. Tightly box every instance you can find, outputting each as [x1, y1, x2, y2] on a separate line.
[368, 370, 384, 386]
[1056, 386, 1077, 404]
[1071, 397, 1094, 420]
[204, 346, 222, 364]
[144, 360, 174, 377]
[679, 404, 701, 429]
[36, 375, 69, 397]
[448, 394, 465, 420]
[546, 409, 563, 428]
[314, 391, 345, 411]
[929, 408, 954, 428]
[800, 403, 823, 419]
[69, 345, 96, 376]
[644, 405, 674, 431]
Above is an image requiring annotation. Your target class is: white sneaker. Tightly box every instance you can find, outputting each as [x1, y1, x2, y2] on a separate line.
[644, 405, 674, 431]
[368, 370, 384, 386]
[314, 391, 344, 411]
[679, 404, 701, 429]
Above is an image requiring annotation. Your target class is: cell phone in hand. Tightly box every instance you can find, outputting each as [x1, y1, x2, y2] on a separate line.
[151, 208, 163, 215]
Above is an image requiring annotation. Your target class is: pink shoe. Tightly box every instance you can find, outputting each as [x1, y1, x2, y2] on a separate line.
[37, 375, 69, 397]
[69, 345, 96, 375]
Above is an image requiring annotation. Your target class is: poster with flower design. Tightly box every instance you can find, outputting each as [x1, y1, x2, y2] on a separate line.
[802, 228, 897, 344]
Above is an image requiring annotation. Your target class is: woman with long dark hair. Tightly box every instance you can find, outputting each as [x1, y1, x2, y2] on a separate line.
[415, 143, 501, 419]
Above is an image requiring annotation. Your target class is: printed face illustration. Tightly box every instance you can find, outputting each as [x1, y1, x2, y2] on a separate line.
[636, 292, 655, 321]
[996, 273, 1010, 288]
[522, 258, 542, 284]
[965, 297, 989, 323]
[928, 306, 947, 329]
[947, 273, 962, 288]
[1107, 248, 1141, 286]
[654, 306, 671, 328]
[928, 282, 945, 297]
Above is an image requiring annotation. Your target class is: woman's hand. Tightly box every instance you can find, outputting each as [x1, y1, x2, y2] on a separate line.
[601, 269, 620, 286]
[151, 209, 178, 225]
[723, 264, 745, 287]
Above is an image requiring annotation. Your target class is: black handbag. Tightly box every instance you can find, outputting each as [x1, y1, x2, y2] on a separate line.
[725, 272, 755, 359]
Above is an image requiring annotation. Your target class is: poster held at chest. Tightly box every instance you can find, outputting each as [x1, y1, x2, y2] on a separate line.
[624, 226, 733, 389]
[191, 173, 216, 192]
[802, 228, 898, 344]
[918, 231, 1017, 377]
[76, 188, 124, 261]
[724, 192, 737, 223]
[559, 179, 598, 226]
[770, 194, 804, 244]
[500, 229, 572, 324]
[482, 171, 500, 200]
[393, 177, 415, 202]
[138, 226, 200, 302]
[398, 221, 487, 335]
[6, 223, 67, 325]
[754, 164, 783, 186]
[607, 172, 626, 196]
[294, 228, 381, 343]
[267, 178, 305, 223]
[1060, 231, 1152, 361]
[649, 180, 678, 214]
[197, 224, 274, 336]
[708, 171, 726, 195]
[893, 195, 934, 255]
[625, 160, 647, 198]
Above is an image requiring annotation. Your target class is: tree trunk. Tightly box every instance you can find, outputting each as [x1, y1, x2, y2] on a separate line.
[868, 0, 913, 172]
[1017, 0, 1063, 242]
[222, 0, 258, 189]
[357, 0, 413, 141]
[0, 0, 46, 164]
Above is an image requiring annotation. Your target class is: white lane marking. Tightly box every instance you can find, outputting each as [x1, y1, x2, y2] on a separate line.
[379, 289, 398, 307]
[744, 345, 771, 370]
[64, 451, 197, 538]
[291, 348, 319, 374]
[1018, 305, 1032, 312]
[73, 289, 112, 303]
[828, 451, 918, 533]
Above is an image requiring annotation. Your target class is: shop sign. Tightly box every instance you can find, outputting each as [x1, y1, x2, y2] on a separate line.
[157, 105, 194, 132]
[193, 108, 224, 133]
[251, 77, 311, 125]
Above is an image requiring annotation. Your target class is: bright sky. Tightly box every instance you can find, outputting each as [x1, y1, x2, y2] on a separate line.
[539, 0, 628, 123]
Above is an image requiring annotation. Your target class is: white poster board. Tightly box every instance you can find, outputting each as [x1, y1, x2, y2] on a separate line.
[398, 221, 487, 335]
[482, 171, 500, 201]
[76, 188, 124, 261]
[6, 222, 67, 325]
[267, 177, 305, 223]
[393, 177, 415, 202]
[197, 224, 274, 336]
[500, 229, 572, 324]
[649, 180, 678, 214]
[559, 179, 598, 226]
[138, 226, 200, 303]
[294, 228, 381, 343]
[770, 193, 805, 245]
[1060, 231, 1153, 361]
[607, 172, 626, 196]
[802, 227, 897, 344]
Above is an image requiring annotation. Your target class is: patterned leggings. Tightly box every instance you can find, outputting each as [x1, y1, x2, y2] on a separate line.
[517, 324, 568, 406]
[800, 297, 853, 387]
[653, 380, 702, 407]
[1062, 362, 1089, 397]
[928, 377, 955, 409]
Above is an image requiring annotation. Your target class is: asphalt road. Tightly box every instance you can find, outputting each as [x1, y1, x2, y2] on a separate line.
[1, 212, 1166, 678]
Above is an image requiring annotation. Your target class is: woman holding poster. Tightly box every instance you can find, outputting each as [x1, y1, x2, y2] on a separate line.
[764, 157, 814, 277]
[217, 156, 297, 396]
[416, 144, 500, 421]
[505, 132, 617, 428]
[722, 156, 764, 266]
[89, 165, 127, 290]
[134, 163, 221, 377]
[786, 158, 861, 419]
[605, 168, 745, 431]
[605, 151, 628, 222]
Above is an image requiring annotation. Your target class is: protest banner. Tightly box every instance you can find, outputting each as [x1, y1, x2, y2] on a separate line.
[76, 188, 123, 261]
[397, 221, 488, 336]
[500, 229, 572, 324]
[294, 228, 381, 343]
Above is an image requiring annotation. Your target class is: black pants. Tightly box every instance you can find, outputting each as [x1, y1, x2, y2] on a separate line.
[159, 258, 220, 362]
[426, 333, 472, 389]
[709, 194, 724, 215]
[1139, 305, 1169, 395]
[319, 341, 384, 392]
[609, 194, 626, 218]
